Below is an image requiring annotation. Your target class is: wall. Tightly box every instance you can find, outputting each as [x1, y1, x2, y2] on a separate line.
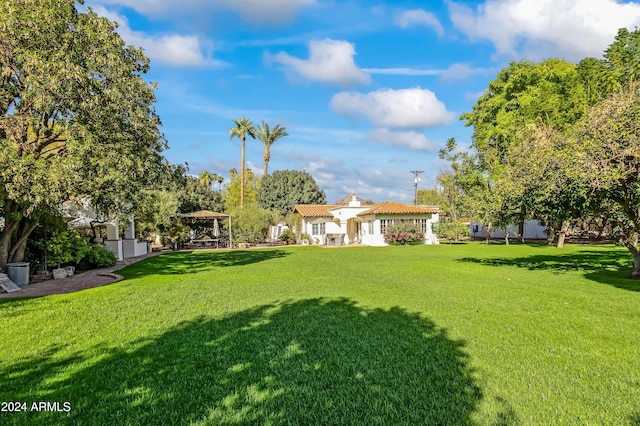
[470, 220, 547, 240]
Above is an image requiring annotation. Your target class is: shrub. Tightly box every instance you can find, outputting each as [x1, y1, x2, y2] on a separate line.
[383, 221, 425, 245]
[81, 245, 118, 268]
[280, 228, 296, 244]
[299, 233, 312, 244]
[34, 229, 90, 268]
[227, 203, 272, 245]
[434, 220, 471, 241]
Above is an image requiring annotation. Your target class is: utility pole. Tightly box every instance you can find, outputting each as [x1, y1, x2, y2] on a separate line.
[410, 170, 423, 205]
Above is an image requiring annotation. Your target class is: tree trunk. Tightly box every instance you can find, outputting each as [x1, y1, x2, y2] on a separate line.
[0, 200, 21, 268]
[631, 251, 640, 279]
[8, 218, 39, 263]
[547, 226, 555, 245]
[626, 242, 640, 279]
[504, 229, 509, 246]
[263, 146, 270, 177]
[485, 223, 491, 244]
[556, 220, 570, 248]
[240, 135, 245, 208]
[518, 205, 526, 243]
[0, 228, 14, 269]
[597, 217, 608, 239]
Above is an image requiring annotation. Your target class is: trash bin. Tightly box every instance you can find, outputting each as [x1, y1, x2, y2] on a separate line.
[6, 262, 30, 286]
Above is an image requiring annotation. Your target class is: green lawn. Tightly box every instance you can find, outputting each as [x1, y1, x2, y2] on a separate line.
[1, 243, 639, 425]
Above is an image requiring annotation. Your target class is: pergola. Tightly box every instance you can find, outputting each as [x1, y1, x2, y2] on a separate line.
[176, 210, 232, 248]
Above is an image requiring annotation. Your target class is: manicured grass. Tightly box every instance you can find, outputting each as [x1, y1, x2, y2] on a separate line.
[1, 243, 639, 425]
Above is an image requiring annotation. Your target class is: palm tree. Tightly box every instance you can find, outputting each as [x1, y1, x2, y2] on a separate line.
[198, 170, 213, 191]
[256, 121, 288, 176]
[198, 170, 223, 191]
[229, 117, 256, 208]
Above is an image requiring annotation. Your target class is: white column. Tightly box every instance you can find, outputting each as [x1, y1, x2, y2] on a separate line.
[105, 222, 123, 260]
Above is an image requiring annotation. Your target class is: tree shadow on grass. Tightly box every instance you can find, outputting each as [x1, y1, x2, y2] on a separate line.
[119, 249, 290, 277]
[1, 298, 484, 425]
[459, 249, 640, 292]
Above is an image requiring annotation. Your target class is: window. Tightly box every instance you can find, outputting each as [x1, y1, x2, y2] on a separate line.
[380, 219, 393, 233]
[414, 219, 428, 233]
[312, 223, 326, 235]
[368, 221, 374, 234]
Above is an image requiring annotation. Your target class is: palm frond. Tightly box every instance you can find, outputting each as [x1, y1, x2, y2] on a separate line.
[256, 121, 288, 147]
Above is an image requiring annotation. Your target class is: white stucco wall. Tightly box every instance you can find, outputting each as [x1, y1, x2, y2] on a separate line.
[470, 220, 547, 240]
[360, 215, 440, 246]
[302, 207, 440, 246]
[303, 220, 342, 245]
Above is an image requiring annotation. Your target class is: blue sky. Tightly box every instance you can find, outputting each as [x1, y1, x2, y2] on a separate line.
[84, 0, 640, 203]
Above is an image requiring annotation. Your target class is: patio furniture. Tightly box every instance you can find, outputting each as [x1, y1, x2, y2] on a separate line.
[176, 211, 231, 249]
[192, 237, 220, 249]
[326, 233, 344, 246]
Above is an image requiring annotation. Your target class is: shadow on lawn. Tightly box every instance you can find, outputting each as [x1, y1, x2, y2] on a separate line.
[1, 299, 490, 425]
[459, 248, 640, 291]
[120, 249, 290, 277]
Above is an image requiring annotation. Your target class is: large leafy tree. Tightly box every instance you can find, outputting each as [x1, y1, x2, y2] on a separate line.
[415, 189, 443, 207]
[0, 0, 168, 266]
[257, 170, 326, 216]
[177, 174, 224, 213]
[437, 138, 485, 222]
[229, 117, 256, 208]
[255, 121, 288, 176]
[500, 124, 596, 247]
[461, 59, 589, 242]
[134, 190, 180, 240]
[461, 59, 584, 170]
[604, 27, 640, 89]
[571, 85, 640, 277]
[222, 169, 260, 210]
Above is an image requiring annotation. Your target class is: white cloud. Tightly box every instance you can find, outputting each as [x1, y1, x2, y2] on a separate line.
[395, 9, 445, 36]
[93, 6, 208, 66]
[341, 168, 418, 202]
[365, 63, 496, 80]
[367, 129, 436, 151]
[440, 63, 496, 81]
[330, 87, 455, 129]
[449, 0, 640, 60]
[89, 0, 316, 26]
[268, 39, 371, 86]
[364, 67, 444, 76]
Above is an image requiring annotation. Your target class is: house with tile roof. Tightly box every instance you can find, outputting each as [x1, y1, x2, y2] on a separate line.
[293, 195, 442, 246]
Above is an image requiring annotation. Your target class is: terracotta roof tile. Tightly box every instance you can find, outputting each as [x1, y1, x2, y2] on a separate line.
[333, 193, 368, 205]
[357, 201, 442, 216]
[293, 205, 336, 217]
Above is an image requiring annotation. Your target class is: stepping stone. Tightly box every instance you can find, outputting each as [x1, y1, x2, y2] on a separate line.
[0, 273, 21, 293]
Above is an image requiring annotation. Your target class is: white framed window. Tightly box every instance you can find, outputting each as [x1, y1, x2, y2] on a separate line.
[380, 219, 394, 233]
[312, 223, 326, 235]
[368, 221, 374, 234]
[414, 219, 428, 233]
